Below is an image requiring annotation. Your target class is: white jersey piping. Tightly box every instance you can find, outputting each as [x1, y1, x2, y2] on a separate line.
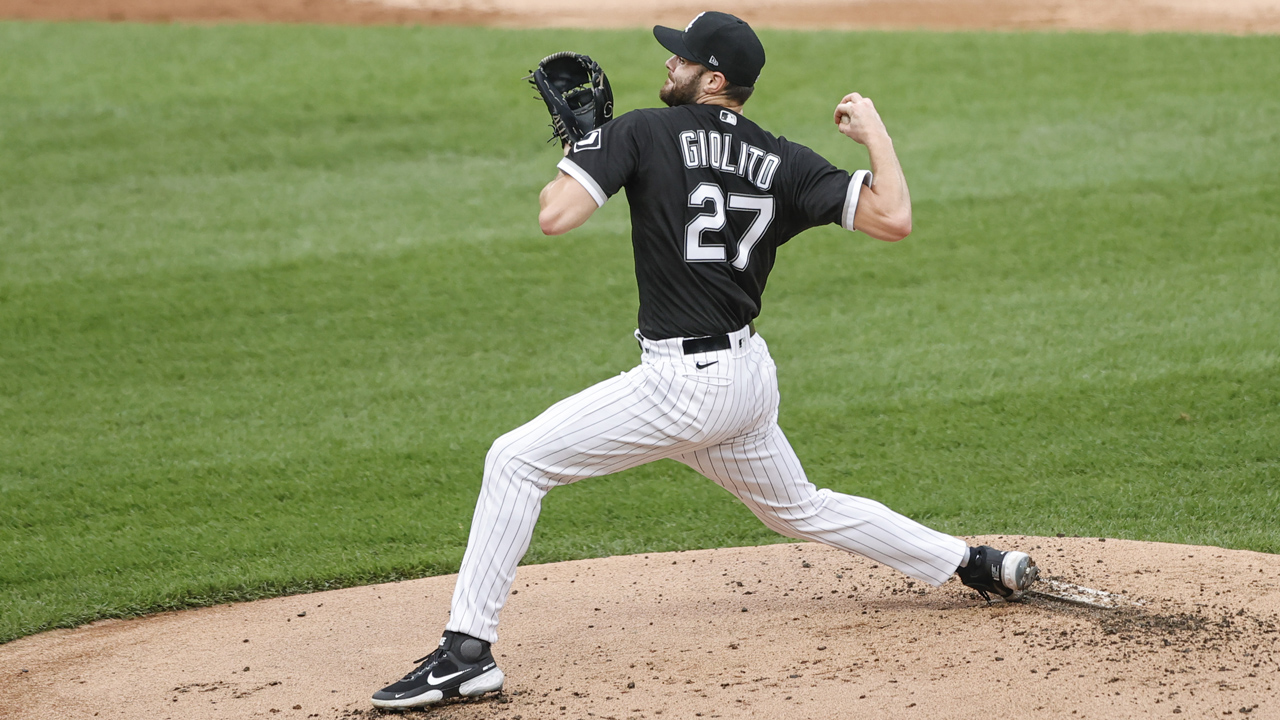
[557, 157, 608, 207]
[842, 169, 874, 232]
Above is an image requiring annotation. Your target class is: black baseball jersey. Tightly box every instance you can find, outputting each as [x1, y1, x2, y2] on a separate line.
[558, 103, 871, 340]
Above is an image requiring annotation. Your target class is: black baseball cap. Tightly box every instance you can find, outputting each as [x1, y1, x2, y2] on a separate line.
[653, 11, 765, 87]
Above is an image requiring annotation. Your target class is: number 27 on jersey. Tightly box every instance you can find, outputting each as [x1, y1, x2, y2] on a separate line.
[685, 182, 775, 271]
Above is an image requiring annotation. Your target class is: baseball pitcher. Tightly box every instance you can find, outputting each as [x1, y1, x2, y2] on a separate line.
[371, 12, 1039, 709]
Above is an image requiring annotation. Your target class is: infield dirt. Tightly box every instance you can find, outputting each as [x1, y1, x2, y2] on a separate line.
[2, 0, 1280, 32]
[3, 537, 1279, 719]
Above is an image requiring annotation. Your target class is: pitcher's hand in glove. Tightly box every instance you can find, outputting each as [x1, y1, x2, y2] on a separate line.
[528, 52, 614, 147]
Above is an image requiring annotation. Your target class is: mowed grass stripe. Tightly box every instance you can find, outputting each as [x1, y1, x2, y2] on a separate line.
[1, 22, 1277, 643]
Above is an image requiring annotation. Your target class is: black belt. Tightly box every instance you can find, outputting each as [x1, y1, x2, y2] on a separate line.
[681, 323, 756, 355]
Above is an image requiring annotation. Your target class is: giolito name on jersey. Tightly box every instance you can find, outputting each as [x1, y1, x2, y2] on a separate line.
[677, 130, 782, 191]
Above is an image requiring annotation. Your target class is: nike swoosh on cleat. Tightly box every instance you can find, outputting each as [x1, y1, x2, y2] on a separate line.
[427, 669, 469, 686]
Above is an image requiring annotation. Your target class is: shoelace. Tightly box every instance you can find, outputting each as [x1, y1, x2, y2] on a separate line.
[402, 652, 444, 682]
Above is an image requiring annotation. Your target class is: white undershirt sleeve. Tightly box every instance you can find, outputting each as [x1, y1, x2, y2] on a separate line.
[557, 157, 608, 208]
[841, 169, 874, 232]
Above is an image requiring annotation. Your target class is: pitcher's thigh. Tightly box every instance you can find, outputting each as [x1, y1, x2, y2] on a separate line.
[485, 369, 685, 487]
[674, 424, 822, 524]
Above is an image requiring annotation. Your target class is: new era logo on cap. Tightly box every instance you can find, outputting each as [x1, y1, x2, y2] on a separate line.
[653, 11, 765, 87]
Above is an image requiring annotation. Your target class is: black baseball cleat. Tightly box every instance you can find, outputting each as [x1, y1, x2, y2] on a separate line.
[956, 545, 1040, 603]
[371, 631, 505, 709]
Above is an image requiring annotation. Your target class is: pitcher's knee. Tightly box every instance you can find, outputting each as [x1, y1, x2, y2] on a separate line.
[773, 517, 819, 541]
[484, 432, 531, 482]
[751, 511, 814, 541]
[749, 491, 831, 540]
[483, 430, 560, 494]
[484, 431, 519, 473]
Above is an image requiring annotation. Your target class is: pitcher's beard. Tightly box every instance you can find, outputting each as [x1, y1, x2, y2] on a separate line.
[660, 71, 703, 107]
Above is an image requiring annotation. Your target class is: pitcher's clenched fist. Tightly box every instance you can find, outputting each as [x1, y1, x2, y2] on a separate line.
[834, 92, 889, 146]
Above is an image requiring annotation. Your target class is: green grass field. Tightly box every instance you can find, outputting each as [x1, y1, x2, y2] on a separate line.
[1, 21, 1277, 644]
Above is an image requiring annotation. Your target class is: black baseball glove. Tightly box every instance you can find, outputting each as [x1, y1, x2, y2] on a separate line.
[528, 51, 614, 146]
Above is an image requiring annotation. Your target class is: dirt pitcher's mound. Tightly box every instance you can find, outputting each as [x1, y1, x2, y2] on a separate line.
[2, 536, 1279, 720]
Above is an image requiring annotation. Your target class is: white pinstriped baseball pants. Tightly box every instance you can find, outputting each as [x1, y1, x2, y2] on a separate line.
[447, 325, 967, 643]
